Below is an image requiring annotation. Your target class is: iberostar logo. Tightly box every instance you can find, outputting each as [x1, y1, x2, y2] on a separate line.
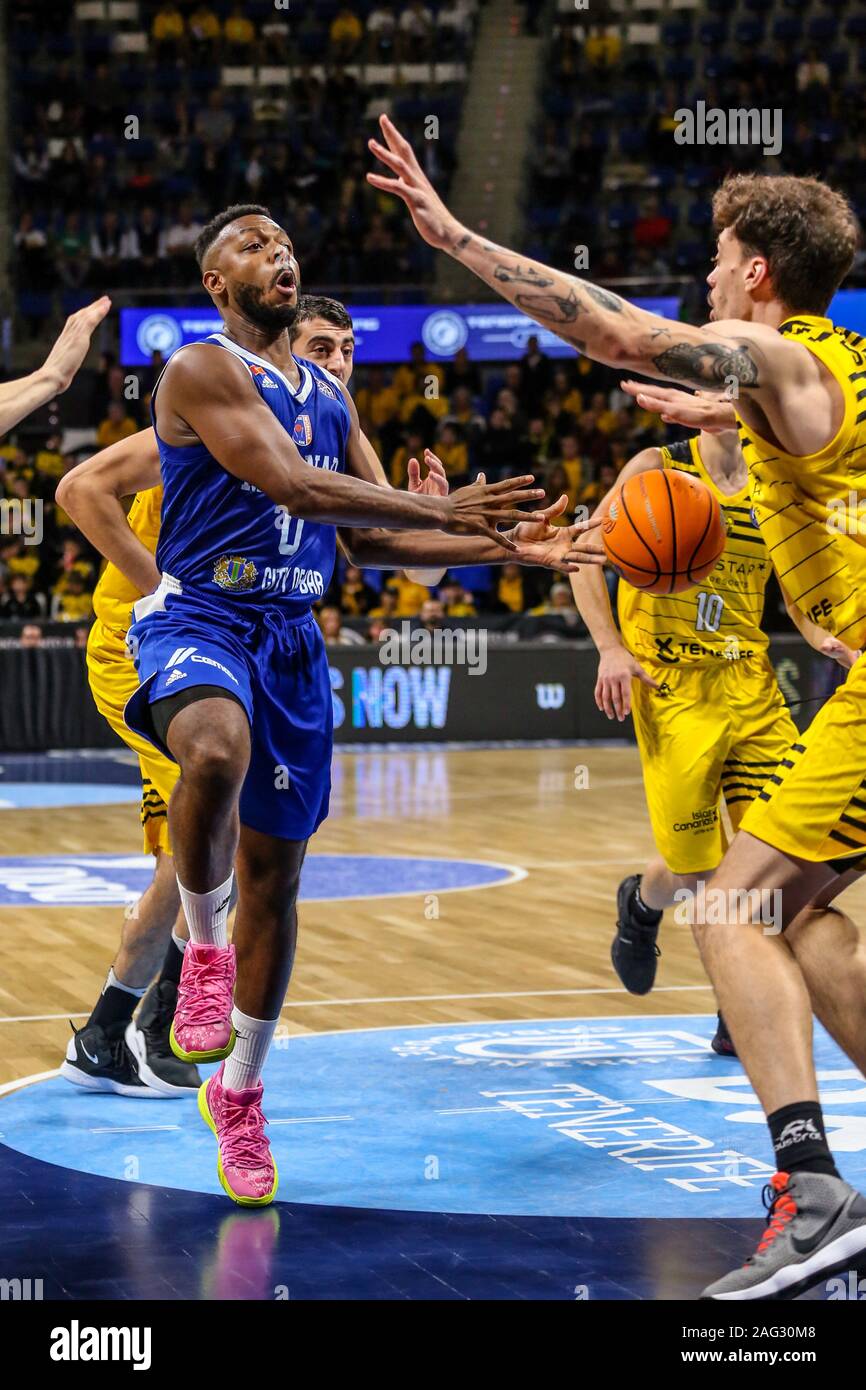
[214, 555, 258, 591]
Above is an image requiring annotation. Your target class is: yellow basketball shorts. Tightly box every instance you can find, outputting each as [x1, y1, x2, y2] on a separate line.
[631, 652, 799, 876]
[86, 618, 179, 855]
[741, 654, 866, 867]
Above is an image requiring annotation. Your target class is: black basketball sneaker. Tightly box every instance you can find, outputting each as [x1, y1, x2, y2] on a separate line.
[125, 979, 202, 1096]
[61, 1020, 158, 1096]
[711, 1011, 738, 1057]
[611, 873, 662, 995]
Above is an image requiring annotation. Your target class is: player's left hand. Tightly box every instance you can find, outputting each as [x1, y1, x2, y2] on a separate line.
[408, 448, 449, 496]
[501, 490, 604, 571]
[820, 635, 861, 670]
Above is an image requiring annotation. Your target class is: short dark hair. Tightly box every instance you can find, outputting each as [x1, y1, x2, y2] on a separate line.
[290, 295, 354, 340]
[712, 174, 859, 315]
[194, 203, 272, 268]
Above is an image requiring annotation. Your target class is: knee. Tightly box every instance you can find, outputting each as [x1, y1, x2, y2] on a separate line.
[178, 732, 247, 797]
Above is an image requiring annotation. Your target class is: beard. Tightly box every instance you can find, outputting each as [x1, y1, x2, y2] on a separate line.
[233, 280, 300, 333]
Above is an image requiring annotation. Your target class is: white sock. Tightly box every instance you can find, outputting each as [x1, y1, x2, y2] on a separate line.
[106, 967, 146, 998]
[171, 928, 188, 955]
[223, 1008, 279, 1092]
[177, 872, 233, 948]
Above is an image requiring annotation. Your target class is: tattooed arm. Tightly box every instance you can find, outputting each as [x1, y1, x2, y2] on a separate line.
[367, 115, 838, 452]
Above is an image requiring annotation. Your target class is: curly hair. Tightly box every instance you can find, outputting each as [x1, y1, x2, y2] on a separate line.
[712, 174, 860, 315]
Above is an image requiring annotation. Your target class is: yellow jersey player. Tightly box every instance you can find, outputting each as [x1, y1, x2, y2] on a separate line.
[372, 116, 866, 1295]
[58, 294, 449, 1098]
[572, 419, 859, 1048]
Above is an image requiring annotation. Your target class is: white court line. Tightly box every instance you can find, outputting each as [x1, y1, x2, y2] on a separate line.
[89, 1124, 181, 1134]
[269, 1114, 354, 1126]
[0, 1067, 60, 1095]
[0, 984, 713, 1026]
[280, 984, 714, 1009]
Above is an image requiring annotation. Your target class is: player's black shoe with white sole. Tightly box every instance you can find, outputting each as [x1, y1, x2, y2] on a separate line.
[61, 1020, 160, 1097]
[611, 873, 662, 995]
[126, 979, 201, 1095]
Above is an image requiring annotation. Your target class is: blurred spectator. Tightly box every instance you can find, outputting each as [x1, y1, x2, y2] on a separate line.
[331, 7, 364, 60]
[224, 3, 256, 58]
[56, 212, 90, 290]
[1, 575, 44, 620]
[152, 1, 185, 54]
[797, 50, 830, 93]
[340, 566, 378, 616]
[189, 4, 221, 50]
[19, 623, 43, 648]
[445, 347, 481, 397]
[51, 570, 93, 622]
[434, 422, 469, 480]
[417, 597, 445, 632]
[521, 337, 552, 416]
[165, 203, 204, 283]
[90, 211, 124, 289]
[384, 571, 430, 617]
[97, 402, 138, 449]
[368, 3, 398, 57]
[438, 577, 477, 617]
[531, 582, 581, 627]
[318, 605, 365, 646]
[195, 90, 236, 149]
[368, 588, 399, 622]
[399, 0, 434, 58]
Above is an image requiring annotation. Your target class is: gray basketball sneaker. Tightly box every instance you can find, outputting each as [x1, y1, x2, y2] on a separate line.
[702, 1171, 866, 1300]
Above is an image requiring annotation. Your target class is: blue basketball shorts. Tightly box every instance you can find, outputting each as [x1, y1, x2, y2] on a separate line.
[124, 583, 333, 842]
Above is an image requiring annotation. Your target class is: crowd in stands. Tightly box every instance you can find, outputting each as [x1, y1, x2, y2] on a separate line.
[9, 0, 478, 329]
[530, 5, 866, 285]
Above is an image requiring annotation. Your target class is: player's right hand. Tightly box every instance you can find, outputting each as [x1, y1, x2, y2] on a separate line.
[620, 379, 738, 434]
[367, 114, 462, 251]
[41, 296, 112, 394]
[595, 646, 659, 721]
[442, 474, 546, 550]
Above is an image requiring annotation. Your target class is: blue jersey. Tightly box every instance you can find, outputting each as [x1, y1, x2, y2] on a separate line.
[152, 332, 351, 616]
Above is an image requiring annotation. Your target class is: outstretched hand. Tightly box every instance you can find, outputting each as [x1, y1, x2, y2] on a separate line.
[497, 487, 606, 571]
[367, 113, 463, 251]
[41, 297, 112, 394]
[620, 379, 738, 434]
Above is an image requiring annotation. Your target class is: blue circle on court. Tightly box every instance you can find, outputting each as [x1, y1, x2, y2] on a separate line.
[3, 1015, 865, 1218]
[0, 853, 521, 908]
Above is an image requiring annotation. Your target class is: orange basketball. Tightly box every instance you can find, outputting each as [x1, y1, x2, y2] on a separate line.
[602, 468, 726, 595]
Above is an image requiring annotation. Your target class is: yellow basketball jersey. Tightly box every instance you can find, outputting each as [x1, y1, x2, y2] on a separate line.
[738, 314, 866, 651]
[617, 438, 771, 666]
[91, 485, 162, 633]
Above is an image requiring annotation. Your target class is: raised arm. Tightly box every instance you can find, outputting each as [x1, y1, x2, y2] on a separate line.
[368, 115, 835, 453]
[56, 426, 162, 594]
[0, 297, 111, 437]
[160, 344, 545, 548]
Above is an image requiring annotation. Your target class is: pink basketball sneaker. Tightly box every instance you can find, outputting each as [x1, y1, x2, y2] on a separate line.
[169, 942, 236, 1062]
[198, 1063, 278, 1207]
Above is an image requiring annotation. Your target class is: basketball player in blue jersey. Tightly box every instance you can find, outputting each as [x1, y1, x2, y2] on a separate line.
[122, 203, 595, 1205]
